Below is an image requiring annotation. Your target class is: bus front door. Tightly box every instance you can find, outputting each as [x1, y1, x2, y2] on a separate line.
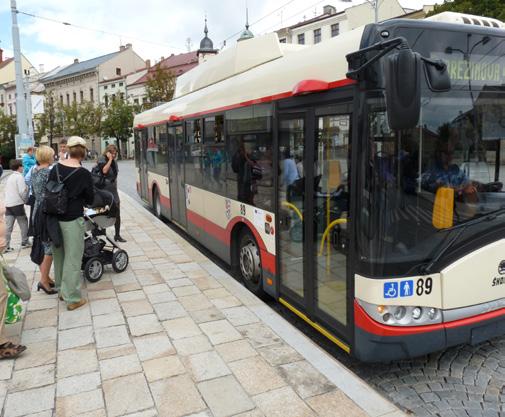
[168, 125, 187, 228]
[140, 129, 149, 201]
[277, 106, 352, 350]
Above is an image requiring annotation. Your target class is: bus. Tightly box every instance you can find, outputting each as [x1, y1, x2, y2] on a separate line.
[134, 12, 505, 362]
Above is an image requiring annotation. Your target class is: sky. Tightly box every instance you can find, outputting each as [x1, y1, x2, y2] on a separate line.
[0, 0, 444, 74]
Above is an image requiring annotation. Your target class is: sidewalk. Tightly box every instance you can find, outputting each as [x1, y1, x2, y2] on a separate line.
[0, 187, 405, 417]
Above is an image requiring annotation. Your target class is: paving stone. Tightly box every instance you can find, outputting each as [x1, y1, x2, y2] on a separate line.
[97, 343, 137, 360]
[11, 343, 55, 372]
[103, 373, 154, 416]
[27, 297, 58, 311]
[199, 319, 242, 345]
[153, 301, 187, 320]
[87, 289, 116, 300]
[229, 356, 286, 396]
[190, 307, 225, 324]
[278, 360, 335, 399]
[59, 326, 94, 350]
[121, 300, 154, 317]
[222, 306, 259, 326]
[143, 355, 186, 382]
[21, 326, 57, 344]
[204, 288, 232, 299]
[179, 294, 214, 312]
[0, 359, 14, 380]
[55, 388, 105, 417]
[92, 312, 125, 329]
[253, 386, 315, 417]
[191, 276, 221, 290]
[147, 290, 176, 304]
[123, 409, 158, 417]
[4, 384, 55, 417]
[56, 371, 101, 397]
[150, 374, 206, 417]
[237, 323, 282, 348]
[24, 309, 58, 330]
[134, 332, 175, 361]
[163, 316, 202, 340]
[212, 296, 242, 309]
[172, 334, 212, 356]
[184, 350, 231, 382]
[257, 343, 303, 366]
[9, 364, 55, 392]
[100, 353, 142, 380]
[90, 298, 121, 316]
[216, 339, 258, 363]
[59, 307, 92, 330]
[117, 290, 146, 302]
[172, 285, 201, 297]
[198, 374, 255, 417]
[57, 346, 98, 378]
[128, 313, 163, 336]
[94, 325, 130, 348]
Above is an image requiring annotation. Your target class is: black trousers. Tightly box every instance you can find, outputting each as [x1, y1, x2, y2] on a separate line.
[114, 202, 121, 237]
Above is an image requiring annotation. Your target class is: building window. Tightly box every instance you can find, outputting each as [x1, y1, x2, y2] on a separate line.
[111, 83, 115, 88]
[120, 93, 125, 100]
[313, 28, 321, 44]
[66, 94, 70, 105]
[331, 23, 339, 37]
[73, 92, 77, 102]
[8, 94, 11, 100]
[90, 88, 94, 102]
[59, 95, 63, 104]
[116, 67, 121, 76]
[104, 85, 108, 90]
[104, 95, 109, 107]
[80, 91, 84, 102]
[279, 38, 286, 43]
[134, 98, 139, 105]
[297, 33, 305, 45]
[119, 82, 123, 87]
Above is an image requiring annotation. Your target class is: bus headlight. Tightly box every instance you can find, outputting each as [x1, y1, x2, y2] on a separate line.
[358, 300, 441, 326]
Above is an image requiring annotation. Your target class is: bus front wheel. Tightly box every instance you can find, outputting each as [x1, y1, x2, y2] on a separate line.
[238, 229, 264, 297]
[153, 188, 162, 219]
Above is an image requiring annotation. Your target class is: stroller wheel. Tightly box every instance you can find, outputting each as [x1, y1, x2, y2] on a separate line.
[112, 249, 129, 273]
[84, 258, 104, 282]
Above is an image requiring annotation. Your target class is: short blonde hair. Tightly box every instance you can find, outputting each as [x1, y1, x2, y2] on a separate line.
[35, 145, 55, 165]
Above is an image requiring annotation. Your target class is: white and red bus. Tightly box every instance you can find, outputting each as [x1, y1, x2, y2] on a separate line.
[134, 12, 505, 361]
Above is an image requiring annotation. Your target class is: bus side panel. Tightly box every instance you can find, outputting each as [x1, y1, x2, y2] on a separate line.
[185, 185, 276, 289]
[148, 171, 171, 218]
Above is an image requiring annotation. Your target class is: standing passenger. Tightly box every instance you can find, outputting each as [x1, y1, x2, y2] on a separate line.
[49, 136, 94, 310]
[22, 147, 36, 177]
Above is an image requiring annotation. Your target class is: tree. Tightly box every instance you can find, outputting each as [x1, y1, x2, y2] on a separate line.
[427, 0, 505, 21]
[145, 65, 176, 107]
[101, 98, 135, 159]
[0, 113, 17, 165]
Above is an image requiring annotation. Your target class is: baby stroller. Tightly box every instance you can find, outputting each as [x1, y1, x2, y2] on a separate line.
[82, 188, 129, 282]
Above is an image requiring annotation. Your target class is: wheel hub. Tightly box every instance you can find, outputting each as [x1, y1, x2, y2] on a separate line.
[115, 252, 128, 270]
[89, 260, 103, 279]
[240, 241, 260, 283]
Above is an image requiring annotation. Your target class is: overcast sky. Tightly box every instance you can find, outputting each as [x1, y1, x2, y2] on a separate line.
[0, 0, 444, 73]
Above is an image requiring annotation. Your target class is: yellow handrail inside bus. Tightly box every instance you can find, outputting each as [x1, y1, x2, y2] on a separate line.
[281, 201, 303, 221]
[318, 218, 347, 256]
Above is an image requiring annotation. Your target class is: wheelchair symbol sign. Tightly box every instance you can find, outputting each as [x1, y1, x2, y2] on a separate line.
[383, 282, 398, 299]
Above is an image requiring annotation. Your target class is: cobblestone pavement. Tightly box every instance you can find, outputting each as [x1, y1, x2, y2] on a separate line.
[0, 183, 400, 417]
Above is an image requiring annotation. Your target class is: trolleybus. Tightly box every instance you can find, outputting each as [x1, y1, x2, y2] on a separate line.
[134, 12, 505, 361]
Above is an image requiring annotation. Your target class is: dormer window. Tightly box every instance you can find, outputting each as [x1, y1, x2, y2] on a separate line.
[116, 67, 121, 76]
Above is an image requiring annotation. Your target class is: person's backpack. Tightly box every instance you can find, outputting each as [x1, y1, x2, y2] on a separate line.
[43, 164, 81, 215]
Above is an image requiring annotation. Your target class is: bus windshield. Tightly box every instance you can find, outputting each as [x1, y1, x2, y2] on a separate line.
[358, 29, 505, 277]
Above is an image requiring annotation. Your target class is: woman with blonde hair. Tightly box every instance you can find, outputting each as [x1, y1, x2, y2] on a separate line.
[31, 145, 57, 294]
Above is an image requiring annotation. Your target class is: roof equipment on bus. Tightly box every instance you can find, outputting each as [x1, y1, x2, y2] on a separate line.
[426, 11, 505, 29]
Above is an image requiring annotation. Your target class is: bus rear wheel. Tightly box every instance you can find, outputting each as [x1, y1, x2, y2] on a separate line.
[238, 229, 264, 297]
[153, 188, 162, 219]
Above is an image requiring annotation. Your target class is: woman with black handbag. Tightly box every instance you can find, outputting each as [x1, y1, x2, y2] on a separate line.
[96, 144, 126, 242]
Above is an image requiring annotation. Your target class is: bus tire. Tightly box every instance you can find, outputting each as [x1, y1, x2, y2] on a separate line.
[238, 229, 265, 297]
[153, 187, 162, 219]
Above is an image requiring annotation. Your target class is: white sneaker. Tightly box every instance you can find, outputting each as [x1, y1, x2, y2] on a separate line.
[3, 247, 14, 253]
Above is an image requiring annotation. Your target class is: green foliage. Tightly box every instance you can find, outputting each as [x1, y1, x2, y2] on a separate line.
[145, 65, 176, 106]
[101, 98, 135, 159]
[0, 112, 16, 163]
[427, 0, 505, 21]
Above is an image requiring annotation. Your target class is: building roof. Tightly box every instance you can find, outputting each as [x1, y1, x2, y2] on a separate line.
[284, 9, 344, 31]
[130, 51, 198, 86]
[41, 50, 120, 82]
[0, 57, 14, 71]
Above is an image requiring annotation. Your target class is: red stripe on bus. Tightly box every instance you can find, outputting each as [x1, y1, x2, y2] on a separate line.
[135, 78, 356, 128]
[354, 300, 505, 337]
[186, 209, 276, 274]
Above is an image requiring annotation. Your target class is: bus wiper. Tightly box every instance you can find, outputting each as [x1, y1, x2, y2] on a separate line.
[419, 207, 505, 275]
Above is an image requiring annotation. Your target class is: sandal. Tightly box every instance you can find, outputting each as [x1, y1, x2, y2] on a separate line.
[0, 342, 26, 359]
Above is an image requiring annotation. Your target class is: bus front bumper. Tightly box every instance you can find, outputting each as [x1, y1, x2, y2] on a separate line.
[353, 301, 505, 362]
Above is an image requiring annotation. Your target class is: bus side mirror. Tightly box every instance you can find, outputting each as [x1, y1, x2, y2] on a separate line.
[384, 49, 421, 130]
[423, 59, 451, 92]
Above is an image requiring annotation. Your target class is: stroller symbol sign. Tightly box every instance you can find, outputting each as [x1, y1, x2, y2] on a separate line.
[383, 282, 398, 299]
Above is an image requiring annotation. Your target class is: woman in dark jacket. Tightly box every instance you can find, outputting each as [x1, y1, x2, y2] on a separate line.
[96, 144, 125, 242]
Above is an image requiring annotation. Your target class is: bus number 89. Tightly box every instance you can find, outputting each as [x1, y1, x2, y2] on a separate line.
[416, 277, 433, 296]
